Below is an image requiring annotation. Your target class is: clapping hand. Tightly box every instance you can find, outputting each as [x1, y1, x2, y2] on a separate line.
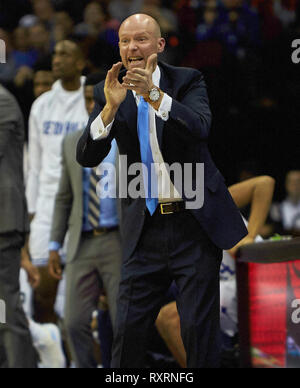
[122, 53, 158, 98]
[104, 62, 127, 109]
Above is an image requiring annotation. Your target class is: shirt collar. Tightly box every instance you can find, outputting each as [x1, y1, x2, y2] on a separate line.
[152, 65, 161, 87]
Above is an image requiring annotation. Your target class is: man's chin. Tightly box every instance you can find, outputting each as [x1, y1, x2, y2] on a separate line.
[52, 70, 62, 79]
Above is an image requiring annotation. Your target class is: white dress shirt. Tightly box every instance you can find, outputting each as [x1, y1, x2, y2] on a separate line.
[90, 66, 182, 203]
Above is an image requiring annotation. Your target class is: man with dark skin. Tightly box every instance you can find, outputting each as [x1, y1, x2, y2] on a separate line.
[33, 70, 54, 99]
[48, 73, 122, 368]
[77, 14, 247, 368]
[25, 40, 88, 323]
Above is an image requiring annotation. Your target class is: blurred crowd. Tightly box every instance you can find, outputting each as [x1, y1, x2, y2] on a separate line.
[0, 0, 299, 368]
[0, 0, 299, 187]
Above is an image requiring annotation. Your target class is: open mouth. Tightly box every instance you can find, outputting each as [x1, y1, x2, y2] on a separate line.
[128, 57, 144, 64]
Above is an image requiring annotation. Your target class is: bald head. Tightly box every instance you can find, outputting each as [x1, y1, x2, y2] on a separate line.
[118, 13, 165, 70]
[120, 14, 162, 38]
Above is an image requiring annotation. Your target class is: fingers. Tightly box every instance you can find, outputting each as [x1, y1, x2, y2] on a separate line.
[31, 268, 41, 288]
[108, 62, 123, 81]
[121, 83, 137, 91]
[105, 62, 123, 90]
[146, 53, 158, 73]
[30, 274, 40, 289]
[227, 247, 237, 259]
[122, 72, 144, 85]
[122, 71, 143, 92]
[48, 261, 62, 280]
[126, 70, 144, 80]
[129, 68, 147, 77]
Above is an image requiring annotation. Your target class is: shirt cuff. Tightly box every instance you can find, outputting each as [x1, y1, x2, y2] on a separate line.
[90, 113, 114, 141]
[49, 241, 61, 252]
[155, 93, 173, 121]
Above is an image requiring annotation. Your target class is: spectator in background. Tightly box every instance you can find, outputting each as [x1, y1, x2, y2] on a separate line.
[32, 64, 54, 99]
[28, 22, 52, 62]
[0, 83, 37, 368]
[0, 28, 17, 85]
[270, 170, 300, 237]
[140, 0, 180, 64]
[48, 73, 122, 368]
[13, 26, 37, 96]
[273, 0, 297, 28]
[31, 0, 55, 31]
[176, 0, 198, 38]
[75, 2, 107, 38]
[53, 11, 75, 43]
[108, 0, 144, 22]
[22, 61, 54, 180]
[25, 41, 88, 324]
[196, 0, 219, 42]
[77, 2, 120, 74]
[217, 0, 261, 58]
[12, 26, 37, 70]
[74, 1, 119, 47]
[141, 0, 178, 36]
[250, 0, 283, 42]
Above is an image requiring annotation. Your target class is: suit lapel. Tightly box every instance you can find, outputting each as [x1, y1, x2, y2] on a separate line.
[118, 69, 138, 136]
[155, 115, 164, 150]
[70, 133, 83, 205]
[120, 91, 138, 136]
[156, 64, 172, 151]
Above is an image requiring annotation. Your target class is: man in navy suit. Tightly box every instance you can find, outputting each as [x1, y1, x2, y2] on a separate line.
[77, 14, 248, 368]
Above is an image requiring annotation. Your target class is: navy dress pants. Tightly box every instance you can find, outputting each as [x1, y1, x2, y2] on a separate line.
[111, 209, 223, 368]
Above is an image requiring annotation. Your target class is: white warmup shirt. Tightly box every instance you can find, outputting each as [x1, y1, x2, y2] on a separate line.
[19, 269, 33, 318]
[26, 77, 88, 264]
[90, 66, 182, 203]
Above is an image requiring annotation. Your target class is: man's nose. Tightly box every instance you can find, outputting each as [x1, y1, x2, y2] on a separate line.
[128, 41, 138, 51]
[52, 56, 61, 66]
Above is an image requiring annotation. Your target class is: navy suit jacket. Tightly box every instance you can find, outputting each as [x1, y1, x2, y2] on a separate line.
[77, 62, 248, 260]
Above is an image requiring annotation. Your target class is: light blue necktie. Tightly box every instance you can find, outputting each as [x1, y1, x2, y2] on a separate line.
[137, 96, 158, 215]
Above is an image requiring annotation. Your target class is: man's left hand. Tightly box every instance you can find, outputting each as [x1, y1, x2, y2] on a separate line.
[21, 252, 41, 289]
[228, 234, 255, 259]
[122, 53, 158, 98]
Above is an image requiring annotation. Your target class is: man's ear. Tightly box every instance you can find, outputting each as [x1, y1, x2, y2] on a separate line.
[157, 38, 166, 54]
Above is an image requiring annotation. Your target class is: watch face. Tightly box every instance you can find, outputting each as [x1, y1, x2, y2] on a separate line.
[149, 88, 160, 102]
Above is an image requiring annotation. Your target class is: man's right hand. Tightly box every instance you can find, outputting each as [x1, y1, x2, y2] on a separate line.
[48, 250, 63, 280]
[101, 62, 127, 127]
